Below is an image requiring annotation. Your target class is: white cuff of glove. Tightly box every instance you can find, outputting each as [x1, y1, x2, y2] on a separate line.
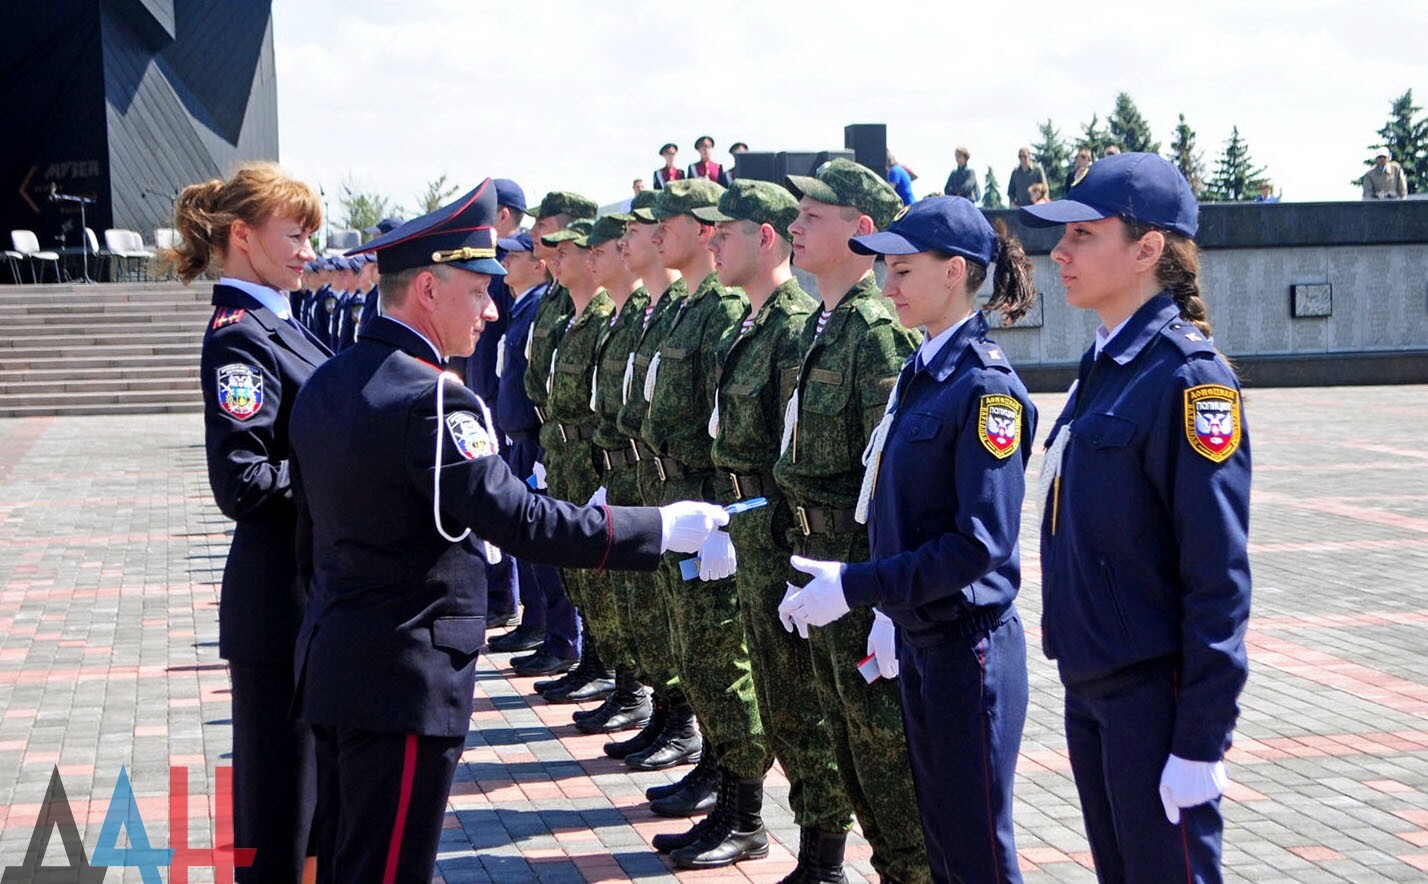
[658, 501, 730, 553]
[778, 583, 808, 639]
[866, 609, 899, 679]
[586, 486, 607, 507]
[697, 529, 737, 581]
[531, 461, 547, 490]
[1158, 754, 1228, 824]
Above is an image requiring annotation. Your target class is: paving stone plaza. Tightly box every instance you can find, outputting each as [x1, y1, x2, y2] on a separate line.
[1, 384, 1426, 882]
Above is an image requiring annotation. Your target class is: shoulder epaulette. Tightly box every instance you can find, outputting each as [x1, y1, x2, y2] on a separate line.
[1160, 321, 1218, 358]
[211, 307, 246, 330]
[852, 297, 894, 327]
[969, 338, 1014, 371]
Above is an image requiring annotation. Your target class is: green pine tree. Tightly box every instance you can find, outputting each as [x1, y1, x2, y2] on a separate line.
[1168, 113, 1206, 196]
[1079, 113, 1116, 157]
[1203, 126, 1267, 202]
[1359, 89, 1428, 193]
[1033, 119, 1073, 198]
[339, 179, 400, 238]
[416, 174, 460, 214]
[1108, 92, 1161, 154]
[982, 166, 1005, 209]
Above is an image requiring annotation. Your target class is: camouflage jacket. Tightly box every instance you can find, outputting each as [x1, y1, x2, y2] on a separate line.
[546, 290, 615, 440]
[615, 279, 688, 443]
[772, 273, 919, 509]
[710, 277, 818, 478]
[591, 287, 652, 453]
[523, 282, 573, 413]
[642, 273, 748, 470]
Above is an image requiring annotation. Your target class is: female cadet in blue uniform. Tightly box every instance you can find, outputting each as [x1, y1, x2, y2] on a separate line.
[170, 163, 328, 884]
[779, 196, 1039, 883]
[1020, 152, 1252, 883]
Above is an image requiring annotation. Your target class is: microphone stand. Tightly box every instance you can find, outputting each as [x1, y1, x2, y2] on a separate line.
[52, 191, 98, 284]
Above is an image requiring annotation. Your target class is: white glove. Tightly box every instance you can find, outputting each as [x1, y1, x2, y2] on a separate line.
[1158, 755, 1228, 824]
[782, 555, 851, 628]
[866, 609, 899, 679]
[659, 501, 730, 553]
[531, 461, 547, 490]
[586, 486, 607, 507]
[697, 530, 737, 581]
[778, 583, 808, 639]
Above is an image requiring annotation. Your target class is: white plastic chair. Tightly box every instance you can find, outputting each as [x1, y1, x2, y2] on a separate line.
[105, 228, 155, 281]
[10, 230, 60, 283]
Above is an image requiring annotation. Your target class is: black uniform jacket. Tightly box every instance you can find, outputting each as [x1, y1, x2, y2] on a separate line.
[289, 316, 663, 738]
[201, 284, 331, 663]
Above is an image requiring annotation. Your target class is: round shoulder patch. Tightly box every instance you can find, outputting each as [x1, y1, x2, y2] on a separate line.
[1184, 384, 1241, 462]
[216, 363, 263, 421]
[978, 393, 1022, 459]
[445, 411, 496, 460]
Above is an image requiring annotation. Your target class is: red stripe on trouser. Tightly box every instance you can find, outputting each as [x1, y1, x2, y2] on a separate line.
[382, 734, 419, 884]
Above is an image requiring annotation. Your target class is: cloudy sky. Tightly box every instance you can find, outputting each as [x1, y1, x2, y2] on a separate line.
[270, 0, 1426, 221]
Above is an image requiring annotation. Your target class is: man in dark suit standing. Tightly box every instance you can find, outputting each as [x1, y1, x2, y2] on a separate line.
[288, 180, 729, 883]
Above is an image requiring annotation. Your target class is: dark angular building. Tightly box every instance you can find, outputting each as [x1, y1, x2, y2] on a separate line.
[0, 0, 279, 252]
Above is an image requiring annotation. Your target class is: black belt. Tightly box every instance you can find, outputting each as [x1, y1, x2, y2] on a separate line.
[901, 606, 1012, 649]
[651, 456, 711, 484]
[555, 422, 595, 444]
[598, 445, 639, 472]
[505, 428, 538, 442]
[794, 505, 858, 536]
[728, 471, 775, 500]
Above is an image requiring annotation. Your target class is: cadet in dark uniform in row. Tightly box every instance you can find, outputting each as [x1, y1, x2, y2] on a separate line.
[1021, 153, 1252, 884]
[783, 196, 1041, 883]
[773, 159, 930, 884]
[172, 162, 328, 884]
[288, 179, 730, 883]
[700, 180, 857, 882]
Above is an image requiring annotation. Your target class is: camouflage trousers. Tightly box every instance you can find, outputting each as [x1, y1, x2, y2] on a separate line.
[793, 527, 930, 884]
[603, 454, 678, 689]
[654, 469, 770, 780]
[543, 434, 629, 668]
[729, 496, 853, 832]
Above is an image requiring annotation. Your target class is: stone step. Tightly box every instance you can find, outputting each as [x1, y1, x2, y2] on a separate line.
[3, 316, 209, 335]
[0, 343, 199, 364]
[0, 302, 215, 319]
[0, 388, 202, 412]
[0, 283, 209, 304]
[0, 398, 202, 418]
[0, 330, 204, 350]
[0, 374, 199, 395]
[0, 364, 201, 384]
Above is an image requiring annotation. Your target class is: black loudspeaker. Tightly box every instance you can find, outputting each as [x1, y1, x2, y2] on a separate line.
[777, 152, 824, 179]
[844, 124, 887, 174]
[733, 152, 778, 183]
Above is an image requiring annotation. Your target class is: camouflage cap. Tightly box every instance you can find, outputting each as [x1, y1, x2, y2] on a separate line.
[691, 179, 799, 242]
[585, 215, 628, 248]
[647, 178, 726, 222]
[611, 189, 659, 223]
[525, 191, 598, 221]
[539, 217, 595, 248]
[785, 158, 903, 230]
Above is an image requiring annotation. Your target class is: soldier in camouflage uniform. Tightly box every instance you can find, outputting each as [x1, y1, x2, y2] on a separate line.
[640, 179, 773, 871]
[537, 217, 621, 706]
[605, 193, 697, 772]
[510, 192, 595, 682]
[695, 180, 857, 884]
[772, 160, 930, 884]
[572, 213, 654, 735]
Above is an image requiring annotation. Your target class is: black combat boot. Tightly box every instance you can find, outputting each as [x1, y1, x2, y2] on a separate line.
[669, 771, 768, 869]
[776, 828, 849, 884]
[646, 741, 716, 800]
[651, 767, 727, 855]
[575, 666, 651, 734]
[542, 637, 615, 704]
[648, 747, 718, 816]
[624, 690, 701, 771]
[604, 692, 666, 759]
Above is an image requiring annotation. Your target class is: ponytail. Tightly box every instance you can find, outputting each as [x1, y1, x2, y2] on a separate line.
[964, 220, 1038, 325]
[1125, 221, 1212, 340]
[158, 162, 322, 286]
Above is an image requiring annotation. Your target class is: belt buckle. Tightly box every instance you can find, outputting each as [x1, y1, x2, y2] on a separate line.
[655, 458, 667, 482]
[795, 505, 811, 536]
[729, 473, 743, 500]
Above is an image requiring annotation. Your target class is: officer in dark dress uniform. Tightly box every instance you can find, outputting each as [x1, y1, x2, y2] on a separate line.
[173, 162, 328, 884]
[288, 180, 729, 884]
[783, 197, 1041, 883]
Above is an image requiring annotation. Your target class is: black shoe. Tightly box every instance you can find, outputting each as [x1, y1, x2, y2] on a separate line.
[511, 650, 576, 677]
[670, 772, 767, 869]
[776, 828, 849, 884]
[536, 632, 599, 694]
[648, 752, 718, 817]
[604, 694, 667, 759]
[487, 610, 519, 630]
[652, 814, 720, 855]
[626, 691, 701, 771]
[646, 746, 717, 800]
[573, 691, 619, 723]
[543, 638, 614, 704]
[575, 667, 651, 734]
[487, 625, 545, 653]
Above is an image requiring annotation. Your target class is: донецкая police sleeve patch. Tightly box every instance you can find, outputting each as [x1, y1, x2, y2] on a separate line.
[1184, 384, 1241, 462]
[979, 393, 1022, 459]
[446, 411, 496, 460]
[216, 363, 263, 420]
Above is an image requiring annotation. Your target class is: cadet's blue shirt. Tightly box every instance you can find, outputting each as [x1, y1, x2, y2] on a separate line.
[496, 283, 549, 437]
[1039, 293, 1252, 762]
[842, 312, 1037, 644]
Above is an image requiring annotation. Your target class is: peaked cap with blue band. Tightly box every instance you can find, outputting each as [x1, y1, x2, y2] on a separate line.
[348, 178, 506, 276]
